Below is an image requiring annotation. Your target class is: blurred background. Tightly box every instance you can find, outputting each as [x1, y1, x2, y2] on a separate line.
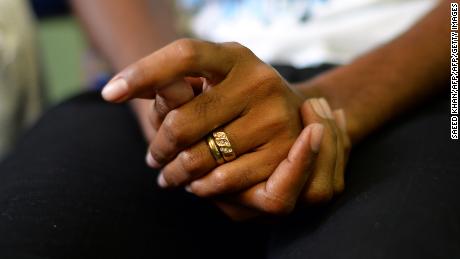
[0, 0, 110, 158]
[0, 0, 439, 159]
[31, 0, 109, 103]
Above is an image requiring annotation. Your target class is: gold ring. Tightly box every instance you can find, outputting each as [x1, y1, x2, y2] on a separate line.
[212, 131, 236, 162]
[206, 135, 225, 165]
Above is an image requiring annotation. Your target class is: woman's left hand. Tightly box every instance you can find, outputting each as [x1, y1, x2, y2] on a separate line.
[214, 99, 351, 220]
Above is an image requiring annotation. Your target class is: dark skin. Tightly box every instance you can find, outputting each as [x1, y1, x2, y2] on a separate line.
[101, 40, 350, 219]
[73, 0, 453, 219]
[298, 0, 452, 143]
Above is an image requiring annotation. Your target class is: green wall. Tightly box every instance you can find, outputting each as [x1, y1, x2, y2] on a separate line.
[38, 16, 86, 104]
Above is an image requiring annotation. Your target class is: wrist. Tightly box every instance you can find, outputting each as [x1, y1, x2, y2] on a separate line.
[296, 69, 367, 144]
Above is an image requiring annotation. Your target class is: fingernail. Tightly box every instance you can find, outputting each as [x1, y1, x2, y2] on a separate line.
[310, 123, 324, 153]
[310, 99, 328, 119]
[157, 173, 168, 188]
[334, 109, 347, 131]
[101, 78, 128, 101]
[146, 152, 161, 168]
[318, 98, 334, 119]
[185, 185, 193, 193]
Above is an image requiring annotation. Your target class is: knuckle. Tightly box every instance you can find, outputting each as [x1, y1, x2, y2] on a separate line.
[222, 41, 257, 64]
[155, 96, 170, 118]
[173, 38, 199, 66]
[259, 65, 283, 85]
[162, 110, 187, 148]
[223, 41, 249, 53]
[178, 149, 202, 175]
[223, 41, 243, 48]
[252, 65, 286, 95]
[189, 169, 231, 198]
[266, 108, 293, 133]
[212, 169, 231, 192]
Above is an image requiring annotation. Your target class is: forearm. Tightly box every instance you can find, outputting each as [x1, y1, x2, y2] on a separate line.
[298, 1, 452, 143]
[71, 0, 178, 137]
[71, 0, 177, 71]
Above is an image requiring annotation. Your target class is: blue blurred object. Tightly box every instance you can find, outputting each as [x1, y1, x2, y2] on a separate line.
[92, 73, 112, 91]
[29, 0, 70, 18]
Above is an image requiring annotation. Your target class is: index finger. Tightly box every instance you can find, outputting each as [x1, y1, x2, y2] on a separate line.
[101, 39, 235, 103]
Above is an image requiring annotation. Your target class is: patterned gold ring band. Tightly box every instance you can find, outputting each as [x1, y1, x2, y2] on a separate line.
[212, 131, 237, 162]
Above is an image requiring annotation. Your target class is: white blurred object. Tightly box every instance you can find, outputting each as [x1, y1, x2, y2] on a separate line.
[179, 0, 439, 68]
[0, 0, 42, 158]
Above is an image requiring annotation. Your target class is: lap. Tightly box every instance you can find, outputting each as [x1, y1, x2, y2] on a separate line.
[1, 67, 458, 258]
[268, 93, 460, 259]
[0, 93, 266, 259]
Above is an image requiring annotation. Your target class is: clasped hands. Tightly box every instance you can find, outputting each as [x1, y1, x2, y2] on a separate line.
[102, 39, 351, 220]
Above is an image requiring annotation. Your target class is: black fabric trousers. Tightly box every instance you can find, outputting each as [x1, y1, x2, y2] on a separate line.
[0, 66, 459, 259]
